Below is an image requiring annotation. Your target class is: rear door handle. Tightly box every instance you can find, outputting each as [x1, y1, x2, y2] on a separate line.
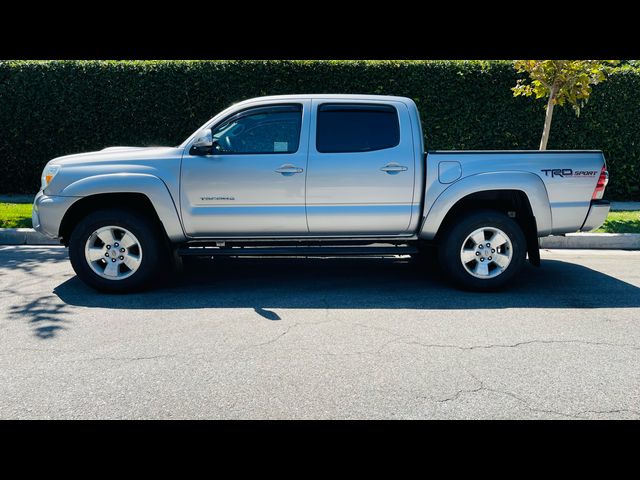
[275, 164, 304, 176]
[380, 163, 409, 174]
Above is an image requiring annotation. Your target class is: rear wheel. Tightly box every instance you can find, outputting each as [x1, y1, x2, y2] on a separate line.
[68, 209, 166, 293]
[437, 210, 526, 291]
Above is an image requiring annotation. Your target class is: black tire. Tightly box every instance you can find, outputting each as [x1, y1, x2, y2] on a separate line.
[437, 209, 526, 291]
[68, 209, 167, 293]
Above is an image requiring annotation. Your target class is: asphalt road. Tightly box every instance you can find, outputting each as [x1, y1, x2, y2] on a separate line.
[1, 246, 639, 419]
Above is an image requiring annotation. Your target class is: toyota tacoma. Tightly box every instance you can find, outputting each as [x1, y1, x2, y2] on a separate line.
[32, 95, 610, 292]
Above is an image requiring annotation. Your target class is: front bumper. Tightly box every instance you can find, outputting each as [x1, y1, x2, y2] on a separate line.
[32, 191, 79, 239]
[580, 200, 610, 232]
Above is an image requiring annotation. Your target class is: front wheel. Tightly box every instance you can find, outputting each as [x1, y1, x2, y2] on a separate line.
[68, 209, 166, 293]
[437, 210, 526, 291]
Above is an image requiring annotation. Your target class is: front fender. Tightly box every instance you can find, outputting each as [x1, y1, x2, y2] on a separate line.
[419, 171, 552, 240]
[60, 173, 186, 242]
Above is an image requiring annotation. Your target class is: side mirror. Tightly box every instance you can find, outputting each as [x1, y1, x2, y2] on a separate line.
[189, 130, 213, 156]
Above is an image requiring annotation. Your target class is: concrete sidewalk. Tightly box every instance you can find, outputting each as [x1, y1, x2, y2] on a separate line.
[611, 201, 640, 211]
[0, 228, 60, 245]
[0, 194, 35, 203]
[539, 233, 640, 250]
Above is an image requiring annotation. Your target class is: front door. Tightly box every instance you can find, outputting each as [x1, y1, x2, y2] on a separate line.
[180, 101, 310, 237]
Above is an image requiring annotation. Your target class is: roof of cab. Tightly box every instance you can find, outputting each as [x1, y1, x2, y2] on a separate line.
[233, 94, 415, 105]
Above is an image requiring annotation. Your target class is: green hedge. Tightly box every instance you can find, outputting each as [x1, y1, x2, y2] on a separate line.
[0, 60, 638, 199]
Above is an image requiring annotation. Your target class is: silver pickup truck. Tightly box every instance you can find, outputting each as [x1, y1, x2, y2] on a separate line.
[33, 94, 610, 292]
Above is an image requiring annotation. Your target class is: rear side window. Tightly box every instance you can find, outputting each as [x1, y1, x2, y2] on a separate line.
[316, 104, 400, 153]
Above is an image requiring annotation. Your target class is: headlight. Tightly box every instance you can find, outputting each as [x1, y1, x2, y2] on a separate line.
[41, 164, 61, 190]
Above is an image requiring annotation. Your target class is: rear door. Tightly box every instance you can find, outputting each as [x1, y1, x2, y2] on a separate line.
[305, 100, 416, 234]
[180, 101, 310, 237]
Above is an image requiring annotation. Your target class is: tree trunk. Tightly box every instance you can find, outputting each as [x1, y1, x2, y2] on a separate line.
[539, 85, 558, 150]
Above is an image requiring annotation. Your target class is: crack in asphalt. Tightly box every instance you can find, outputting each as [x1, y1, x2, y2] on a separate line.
[247, 317, 338, 349]
[430, 371, 640, 419]
[431, 372, 580, 419]
[0, 347, 182, 365]
[435, 385, 485, 404]
[392, 338, 640, 352]
[314, 323, 640, 357]
[329, 320, 640, 356]
[80, 354, 180, 364]
[574, 408, 640, 417]
[1, 341, 187, 364]
[250, 324, 299, 347]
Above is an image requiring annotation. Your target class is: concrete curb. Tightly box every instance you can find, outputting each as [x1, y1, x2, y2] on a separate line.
[610, 201, 640, 211]
[0, 228, 639, 249]
[539, 233, 640, 250]
[0, 228, 60, 245]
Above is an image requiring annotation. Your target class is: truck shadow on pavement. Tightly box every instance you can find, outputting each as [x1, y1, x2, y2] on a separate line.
[54, 256, 640, 313]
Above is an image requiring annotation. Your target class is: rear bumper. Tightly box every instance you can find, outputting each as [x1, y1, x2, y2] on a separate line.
[580, 200, 610, 232]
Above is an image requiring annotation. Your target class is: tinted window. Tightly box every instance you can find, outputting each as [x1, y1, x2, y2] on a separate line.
[212, 104, 302, 154]
[316, 104, 400, 153]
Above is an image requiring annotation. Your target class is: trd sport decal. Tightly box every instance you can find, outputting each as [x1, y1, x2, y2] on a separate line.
[540, 168, 598, 178]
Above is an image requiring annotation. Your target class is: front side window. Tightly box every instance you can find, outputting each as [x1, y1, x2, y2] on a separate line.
[211, 104, 302, 154]
[316, 104, 400, 153]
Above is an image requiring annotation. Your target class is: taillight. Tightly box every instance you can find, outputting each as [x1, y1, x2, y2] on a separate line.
[592, 165, 609, 200]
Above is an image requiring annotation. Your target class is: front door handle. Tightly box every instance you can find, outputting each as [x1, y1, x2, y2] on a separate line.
[275, 164, 304, 176]
[380, 163, 409, 174]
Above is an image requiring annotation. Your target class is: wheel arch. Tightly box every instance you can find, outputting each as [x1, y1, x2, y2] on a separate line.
[419, 176, 551, 266]
[420, 172, 552, 240]
[60, 193, 162, 246]
[58, 173, 186, 245]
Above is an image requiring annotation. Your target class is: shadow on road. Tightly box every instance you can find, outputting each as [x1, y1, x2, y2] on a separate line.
[0, 247, 71, 339]
[54, 256, 640, 312]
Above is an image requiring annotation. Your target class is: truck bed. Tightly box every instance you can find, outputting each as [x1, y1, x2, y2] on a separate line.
[421, 150, 607, 238]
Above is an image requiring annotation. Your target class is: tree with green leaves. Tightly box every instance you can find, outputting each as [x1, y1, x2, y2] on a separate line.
[512, 60, 619, 150]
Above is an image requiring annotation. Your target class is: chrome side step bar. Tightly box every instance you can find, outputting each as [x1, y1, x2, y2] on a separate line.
[177, 245, 418, 257]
